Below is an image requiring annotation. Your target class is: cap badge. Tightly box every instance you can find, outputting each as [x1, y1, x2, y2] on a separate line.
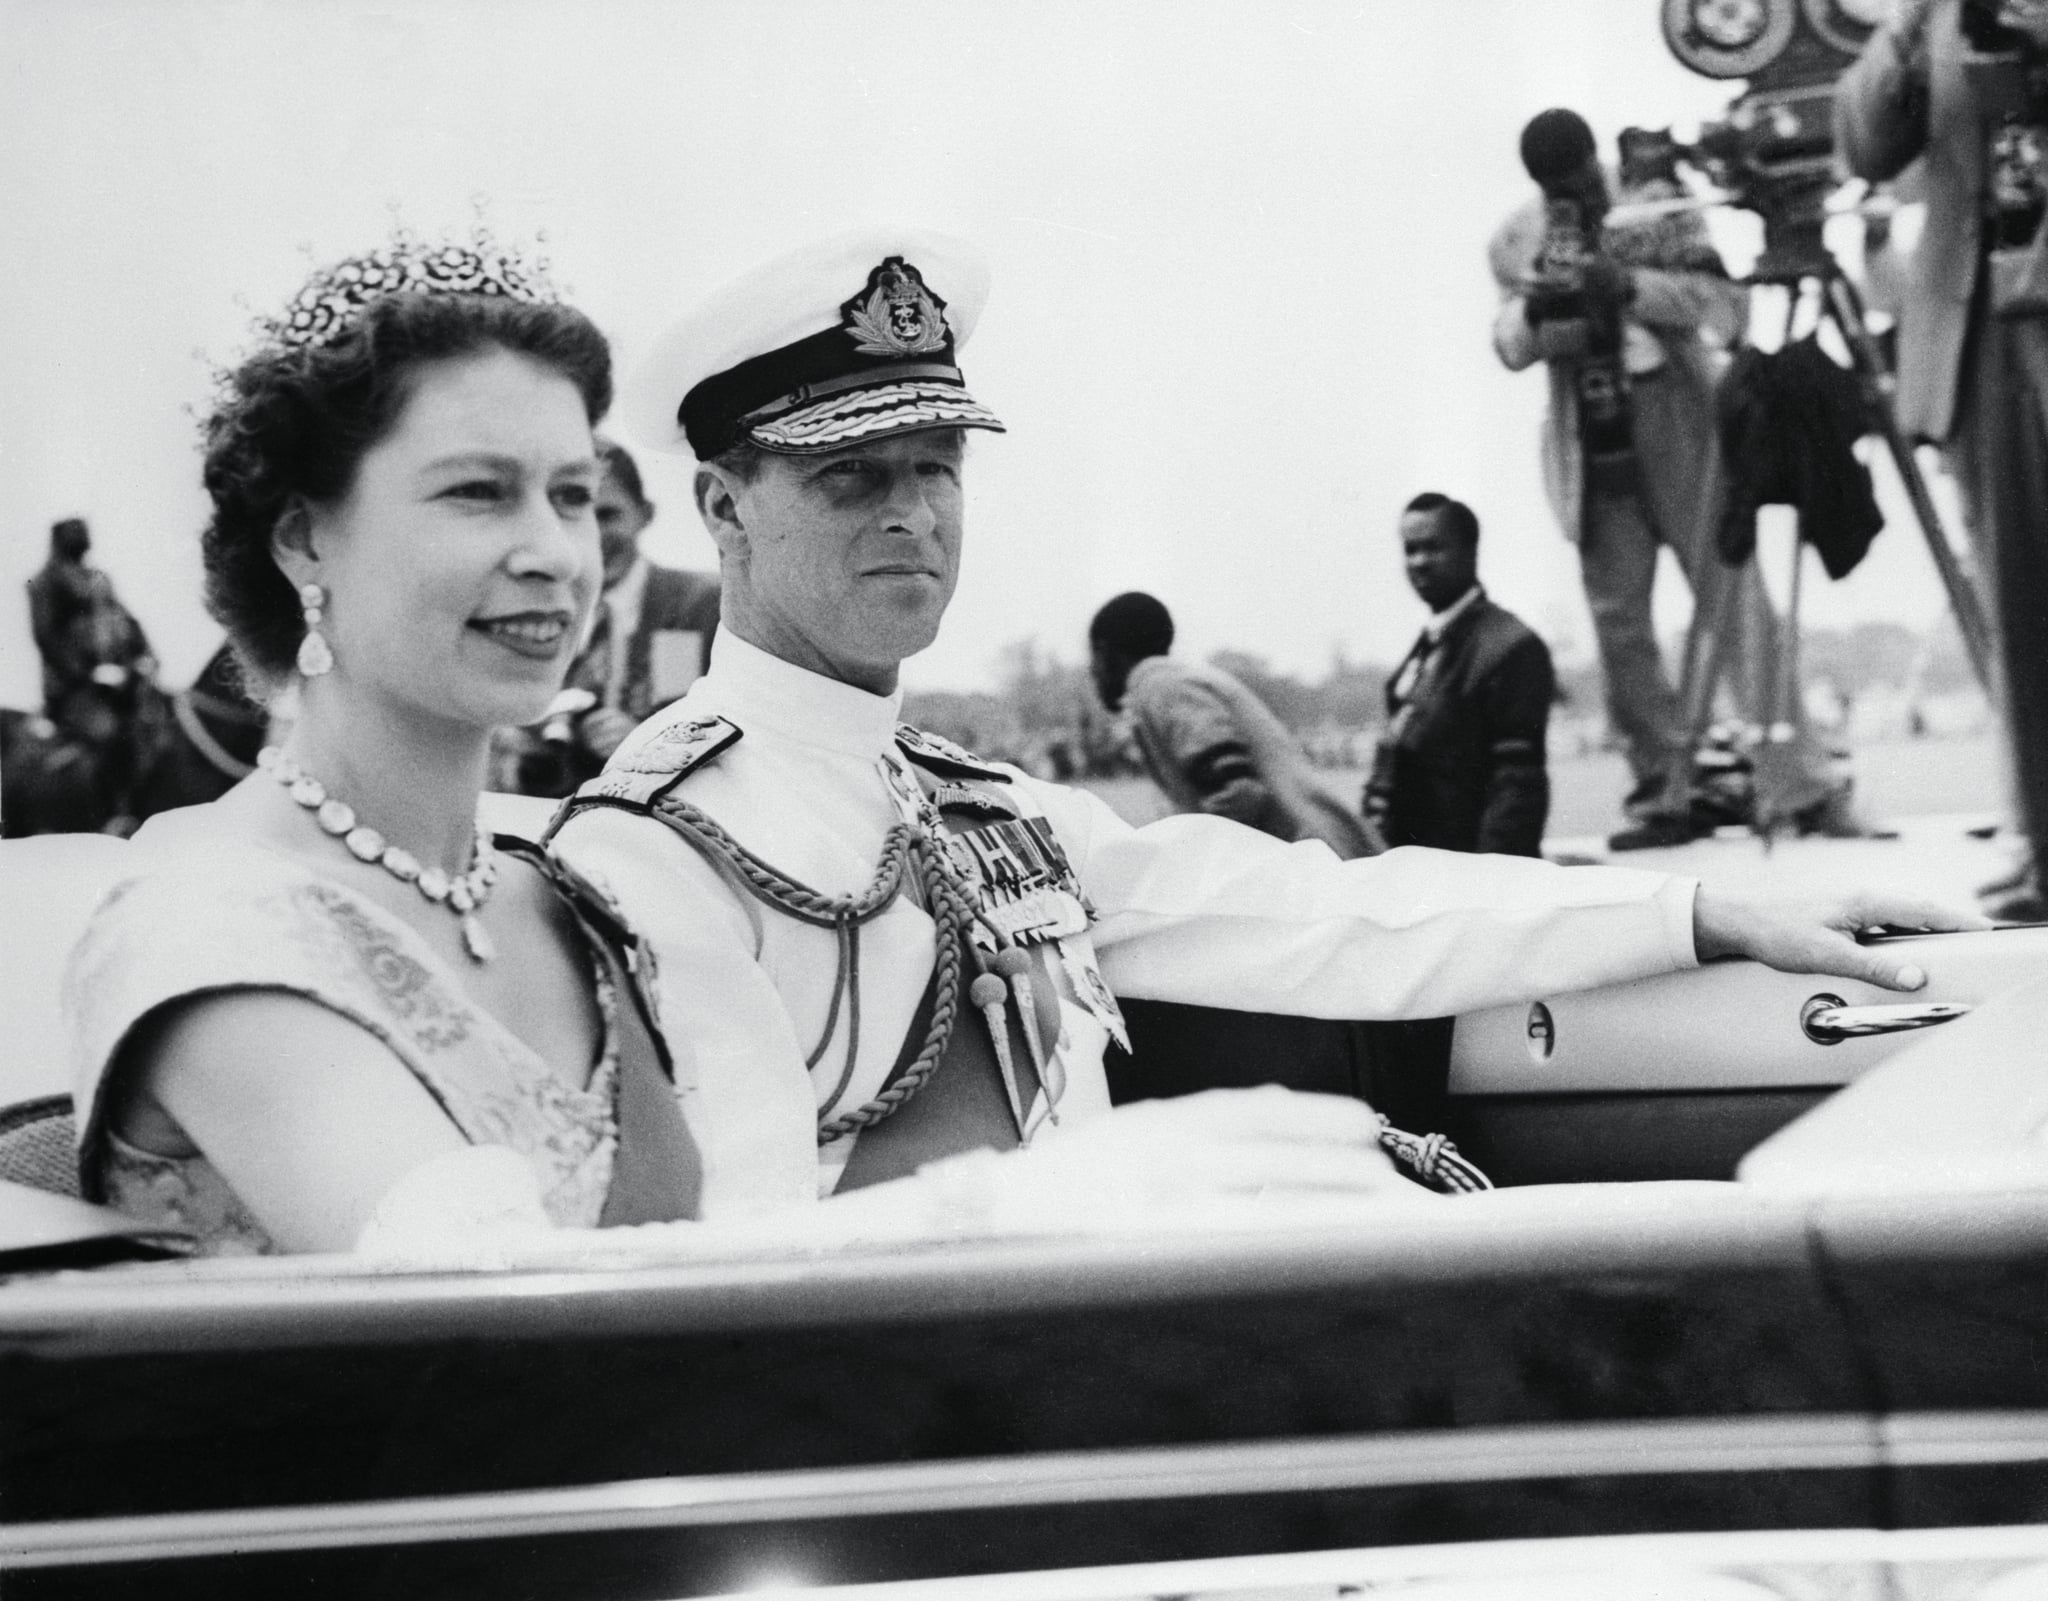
[841, 257, 950, 358]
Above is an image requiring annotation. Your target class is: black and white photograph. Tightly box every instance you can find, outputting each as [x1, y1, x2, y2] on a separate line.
[0, 1, 2044, 1596]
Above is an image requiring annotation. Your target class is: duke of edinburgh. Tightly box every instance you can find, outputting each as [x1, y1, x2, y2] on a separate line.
[548, 227, 1714, 1212]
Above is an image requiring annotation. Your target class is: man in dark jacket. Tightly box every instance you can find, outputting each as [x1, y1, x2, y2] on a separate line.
[1364, 494, 1554, 856]
[570, 439, 723, 749]
[538, 440, 722, 789]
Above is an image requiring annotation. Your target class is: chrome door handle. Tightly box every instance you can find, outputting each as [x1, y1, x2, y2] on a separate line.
[1801, 994, 1972, 1045]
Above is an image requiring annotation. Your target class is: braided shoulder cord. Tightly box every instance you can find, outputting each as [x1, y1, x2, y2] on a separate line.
[648, 797, 978, 1145]
[814, 833, 969, 1143]
[652, 796, 914, 927]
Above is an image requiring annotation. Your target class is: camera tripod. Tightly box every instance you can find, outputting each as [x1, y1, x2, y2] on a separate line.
[1666, 219, 1996, 837]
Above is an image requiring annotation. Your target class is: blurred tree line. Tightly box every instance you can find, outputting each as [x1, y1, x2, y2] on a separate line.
[903, 640, 1407, 778]
[900, 619, 1977, 778]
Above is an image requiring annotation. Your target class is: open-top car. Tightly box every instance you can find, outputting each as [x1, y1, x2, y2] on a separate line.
[1, 826, 2043, 1600]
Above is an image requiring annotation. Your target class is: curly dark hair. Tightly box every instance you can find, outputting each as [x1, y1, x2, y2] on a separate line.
[201, 290, 613, 685]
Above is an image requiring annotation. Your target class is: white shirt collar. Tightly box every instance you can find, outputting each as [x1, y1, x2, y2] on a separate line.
[606, 554, 651, 621]
[1424, 583, 1483, 642]
[695, 625, 905, 760]
[600, 556, 653, 705]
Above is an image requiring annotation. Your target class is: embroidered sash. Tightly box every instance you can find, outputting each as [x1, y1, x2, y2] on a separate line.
[595, 928, 703, 1226]
[516, 843, 704, 1227]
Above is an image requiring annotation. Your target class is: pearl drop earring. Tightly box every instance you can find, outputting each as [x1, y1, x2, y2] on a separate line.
[297, 582, 334, 678]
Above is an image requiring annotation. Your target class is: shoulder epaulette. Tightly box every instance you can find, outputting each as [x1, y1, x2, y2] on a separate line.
[567, 715, 743, 811]
[894, 723, 1012, 783]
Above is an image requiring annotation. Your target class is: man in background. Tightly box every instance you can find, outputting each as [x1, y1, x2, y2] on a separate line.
[1490, 108, 1854, 848]
[569, 439, 723, 755]
[517, 439, 723, 796]
[1837, 0, 2048, 915]
[1088, 590, 1381, 858]
[25, 516, 153, 749]
[1365, 494, 1553, 857]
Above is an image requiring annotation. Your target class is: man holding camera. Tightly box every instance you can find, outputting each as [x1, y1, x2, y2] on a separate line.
[1490, 110, 1850, 849]
[1838, 0, 2048, 915]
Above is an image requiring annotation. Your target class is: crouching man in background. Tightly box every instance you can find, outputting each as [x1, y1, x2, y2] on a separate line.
[1089, 589, 1382, 859]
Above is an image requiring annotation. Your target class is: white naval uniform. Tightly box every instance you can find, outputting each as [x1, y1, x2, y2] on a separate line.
[550, 628, 1701, 1219]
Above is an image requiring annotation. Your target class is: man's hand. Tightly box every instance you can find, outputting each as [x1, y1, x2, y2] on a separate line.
[1998, 0, 2048, 47]
[1692, 887, 1992, 991]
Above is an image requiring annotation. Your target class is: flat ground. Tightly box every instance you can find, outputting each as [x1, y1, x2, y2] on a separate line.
[1081, 730, 2015, 904]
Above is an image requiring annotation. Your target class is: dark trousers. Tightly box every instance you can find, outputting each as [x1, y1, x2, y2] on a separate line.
[1949, 302, 2048, 863]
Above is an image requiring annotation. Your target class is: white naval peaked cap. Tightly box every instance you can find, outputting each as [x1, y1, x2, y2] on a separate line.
[621, 226, 1005, 462]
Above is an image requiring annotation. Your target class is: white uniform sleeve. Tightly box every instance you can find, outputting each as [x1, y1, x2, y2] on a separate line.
[1024, 779, 1698, 1021]
[549, 805, 823, 1216]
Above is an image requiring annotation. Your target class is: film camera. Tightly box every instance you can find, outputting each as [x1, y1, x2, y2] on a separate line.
[1649, 0, 1889, 274]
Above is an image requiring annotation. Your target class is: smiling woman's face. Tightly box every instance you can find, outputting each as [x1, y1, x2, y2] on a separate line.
[720, 428, 964, 693]
[295, 346, 601, 732]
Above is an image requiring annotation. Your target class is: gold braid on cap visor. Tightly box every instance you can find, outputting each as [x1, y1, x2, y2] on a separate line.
[746, 380, 1006, 453]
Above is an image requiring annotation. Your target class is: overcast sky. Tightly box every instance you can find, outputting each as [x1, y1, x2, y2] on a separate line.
[0, 0, 1959, 706]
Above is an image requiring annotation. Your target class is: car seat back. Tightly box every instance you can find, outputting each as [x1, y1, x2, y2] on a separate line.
[0, 833, 136, 1107]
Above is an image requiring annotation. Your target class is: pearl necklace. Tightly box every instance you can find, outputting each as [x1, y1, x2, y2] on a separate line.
[256, 747, 499, 963]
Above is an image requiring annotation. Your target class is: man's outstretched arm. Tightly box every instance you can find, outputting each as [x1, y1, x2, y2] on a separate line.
[1043, 778, 1986, 1022]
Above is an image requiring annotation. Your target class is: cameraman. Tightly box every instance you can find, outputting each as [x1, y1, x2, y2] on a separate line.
[1837, 0, 2048, 914]
[1490, 110, 1852, 848]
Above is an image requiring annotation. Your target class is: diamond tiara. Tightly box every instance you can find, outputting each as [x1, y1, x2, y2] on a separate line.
[259, 231, 560, 353]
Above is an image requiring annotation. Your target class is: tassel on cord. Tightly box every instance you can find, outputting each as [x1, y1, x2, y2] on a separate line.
[968, 966, 1027, 1135]
[1376, 1118, 1493, 1193]
[992, 945, 1058, 1134]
